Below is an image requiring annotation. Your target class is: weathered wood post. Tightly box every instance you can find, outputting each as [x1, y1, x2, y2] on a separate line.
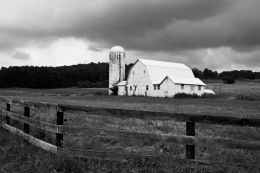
[6, 103, 10, 125]
[24, 106, 30, 134]
[186, 122, 195, 159]
[56, 111, 64, 147]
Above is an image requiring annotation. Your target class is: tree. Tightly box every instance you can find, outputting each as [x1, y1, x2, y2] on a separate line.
[203, 68, 219, 79]
[192, 68, 203, 78]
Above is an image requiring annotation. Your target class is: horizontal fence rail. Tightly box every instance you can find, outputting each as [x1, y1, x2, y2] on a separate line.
[1, 111, 260, 151]
[2, 123, 58, 154]
[3, 110, 59, 133]
[0, 96, 260, 170]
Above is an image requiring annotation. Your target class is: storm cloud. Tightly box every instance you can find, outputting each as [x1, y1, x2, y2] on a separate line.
[0, 0, 260, 70]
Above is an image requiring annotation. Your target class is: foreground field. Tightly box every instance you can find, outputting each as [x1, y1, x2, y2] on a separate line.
[0, 80, 259, 172]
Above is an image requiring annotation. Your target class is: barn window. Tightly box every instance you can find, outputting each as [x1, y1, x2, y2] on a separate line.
[144, 70, 145, 74]
[181, 84, 184, 90]
[191, 85, 194, 91]
[154, 85, 156, 90]
[130, 86, 132, 91]
[158, 84, 160, 90]
[146, 85, 149, 90]
[198, 85, 201, 91]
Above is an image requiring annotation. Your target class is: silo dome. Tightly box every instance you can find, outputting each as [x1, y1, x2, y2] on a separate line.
[110, 45, 125, 52]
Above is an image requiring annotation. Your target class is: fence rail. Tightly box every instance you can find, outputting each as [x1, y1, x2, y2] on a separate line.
[0, 96, 260, 169]
[2, 110, 260, 151]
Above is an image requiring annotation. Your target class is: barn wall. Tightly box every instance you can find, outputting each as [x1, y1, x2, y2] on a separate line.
[174, 84, 204, 96]
[146, 78, 175, 97]
[127, 61, 152, 96]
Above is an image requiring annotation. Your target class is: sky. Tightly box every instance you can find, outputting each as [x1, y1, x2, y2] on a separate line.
[0, 0, 260, 72]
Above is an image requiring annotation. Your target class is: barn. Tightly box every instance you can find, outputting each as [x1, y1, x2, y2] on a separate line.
[108, 45, 206, 97]
[118, 59, 205, 97]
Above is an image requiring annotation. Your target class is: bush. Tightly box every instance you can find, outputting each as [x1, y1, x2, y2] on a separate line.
[201, 93, 215, 98]
[174, 93, 200, 98]
[109, 85, 118, 95]
[222, 76, 236, 84]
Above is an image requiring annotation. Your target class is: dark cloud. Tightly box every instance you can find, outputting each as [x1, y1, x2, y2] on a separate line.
[1, 0, 259, 51]
[0, 0, 260, 70]
[0, 0, 233, 51]
[12, 50, 31, 60]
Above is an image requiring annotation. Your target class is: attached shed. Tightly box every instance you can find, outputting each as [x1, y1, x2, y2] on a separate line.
[117, 81, 127, 96]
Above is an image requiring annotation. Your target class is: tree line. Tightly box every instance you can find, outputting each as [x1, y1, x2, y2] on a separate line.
[192, 68, 260, 83]
[0, 63, 259, 88]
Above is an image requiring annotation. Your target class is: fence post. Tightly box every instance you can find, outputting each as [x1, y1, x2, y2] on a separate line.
[24, 106, 30, 134]
[6, 103, 10, 125]
[186, 121, 195, 159]
[56, 111, 64, 147]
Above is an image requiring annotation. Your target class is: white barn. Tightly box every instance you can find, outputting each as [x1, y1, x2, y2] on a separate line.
[109, 46, 206, 97]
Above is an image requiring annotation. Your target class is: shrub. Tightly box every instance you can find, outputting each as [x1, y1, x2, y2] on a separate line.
[109, 85, 118, 95]
[201, 93, 215, 98]
[222, 76, 236, 84]
[174, 93, 200, 98]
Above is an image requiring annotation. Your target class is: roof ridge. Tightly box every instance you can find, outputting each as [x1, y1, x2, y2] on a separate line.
[146, 65, 190, 70]
[138, 58, 189, 69]
[139, 58, 184, 65]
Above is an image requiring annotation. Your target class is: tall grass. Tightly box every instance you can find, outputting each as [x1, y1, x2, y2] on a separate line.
[1, 106, 259, 172]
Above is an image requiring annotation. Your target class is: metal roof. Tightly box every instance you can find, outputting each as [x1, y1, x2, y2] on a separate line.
[137, 59, 204, 85]
[139, 59, 190, 69]
[165, 76, 205, 85]
[138, 59, 205, 85]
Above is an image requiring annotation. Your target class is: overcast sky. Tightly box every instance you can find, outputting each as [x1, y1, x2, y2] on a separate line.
[0, 0, 260, 71]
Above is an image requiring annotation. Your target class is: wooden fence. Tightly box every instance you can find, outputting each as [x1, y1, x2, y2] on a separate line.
[0, 97, 260, 169]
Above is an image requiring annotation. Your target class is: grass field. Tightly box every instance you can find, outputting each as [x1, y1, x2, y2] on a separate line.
[0, 80, 260, 172]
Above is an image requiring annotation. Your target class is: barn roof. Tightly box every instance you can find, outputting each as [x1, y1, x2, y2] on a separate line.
[163, 76, 205, 85]
[138, 59, 205, 86]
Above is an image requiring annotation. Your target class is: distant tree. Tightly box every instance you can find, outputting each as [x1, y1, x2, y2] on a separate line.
[220, 70, 257, 80]
[203, 68, 219, 79]
[192, 68, 203, 78]
[0, 63, 109, 88]
[0, 62, 259, 89]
